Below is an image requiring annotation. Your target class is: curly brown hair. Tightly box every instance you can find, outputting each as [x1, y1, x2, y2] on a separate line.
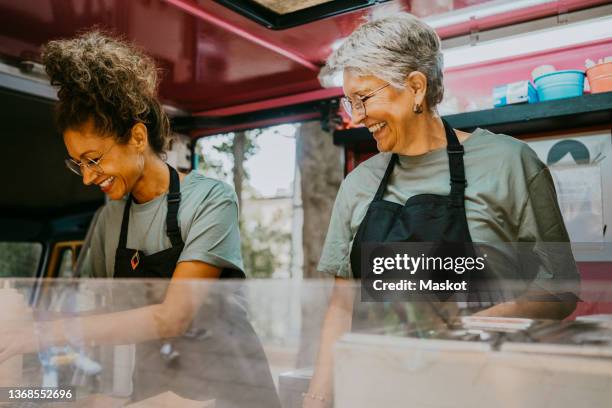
[42, 31, 170, 154]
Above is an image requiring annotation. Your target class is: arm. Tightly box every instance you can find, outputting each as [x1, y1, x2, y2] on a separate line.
[1, 179, 243, 361]
[475, 297, 576, 319]
[3, 261, 221, 361]
[479, 156, 579, 320]
[304, 277, 354, 408]
[304, 177, 360, 406]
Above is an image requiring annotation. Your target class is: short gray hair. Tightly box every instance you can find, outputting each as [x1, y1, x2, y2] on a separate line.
[321, 12, 444, 109]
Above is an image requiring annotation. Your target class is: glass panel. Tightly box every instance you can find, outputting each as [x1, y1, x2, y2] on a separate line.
[253, 0, 334, 15]
[1, 262, 608, 407]
[0, 242, 42, 278]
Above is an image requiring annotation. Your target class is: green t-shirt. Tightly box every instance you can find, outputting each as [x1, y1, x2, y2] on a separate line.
[317, 128, 579, 292]
[85, 171, 244, 278]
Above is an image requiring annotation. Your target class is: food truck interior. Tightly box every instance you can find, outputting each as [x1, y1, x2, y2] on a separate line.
[0, 1, 612, 407]
[1, 1, 611, 292]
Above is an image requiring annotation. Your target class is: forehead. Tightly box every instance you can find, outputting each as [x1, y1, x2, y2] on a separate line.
[342, 69, 386, 96]
[63, 121, 111, 159]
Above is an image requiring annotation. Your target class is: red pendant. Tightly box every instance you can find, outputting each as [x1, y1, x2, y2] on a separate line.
[131, 251, 140, 270]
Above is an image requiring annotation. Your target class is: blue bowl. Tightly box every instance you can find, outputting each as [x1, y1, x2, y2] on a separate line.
[534, 70, 585, 101]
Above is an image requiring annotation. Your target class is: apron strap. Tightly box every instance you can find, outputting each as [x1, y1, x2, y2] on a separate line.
[371, 120, 466, 205]
[373, 154, 398, 201]
[117, 164, 184, 249]
[118, 193, 132, 249]
[442, 118, 467, 207]
[165, 164, 184, 247]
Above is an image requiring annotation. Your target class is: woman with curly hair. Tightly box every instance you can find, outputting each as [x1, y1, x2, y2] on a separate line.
[43, 31, 245, 281]
[0, 31, 281, 408]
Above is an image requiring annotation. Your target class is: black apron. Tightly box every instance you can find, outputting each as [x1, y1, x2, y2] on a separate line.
[111, 164, 280, 408]
[349, 119, 487, 301]
[114, 163, 184, 279]
[114, 163, 244, 279]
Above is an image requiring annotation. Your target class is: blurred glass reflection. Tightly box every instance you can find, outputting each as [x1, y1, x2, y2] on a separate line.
[0, 278, 610, 407]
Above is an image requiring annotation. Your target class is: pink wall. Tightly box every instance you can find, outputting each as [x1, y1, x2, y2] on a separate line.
[443, 39, 612, 113]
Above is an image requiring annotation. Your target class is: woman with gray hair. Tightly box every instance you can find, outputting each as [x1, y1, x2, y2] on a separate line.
[304, 13, 578, 407]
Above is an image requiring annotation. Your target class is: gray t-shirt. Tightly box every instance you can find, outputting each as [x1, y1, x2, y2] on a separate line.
[86, 171, 243, 278]
[317, 128, 579, 292]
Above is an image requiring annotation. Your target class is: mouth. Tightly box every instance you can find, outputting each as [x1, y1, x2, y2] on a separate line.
[368, 122, 387, 135]
[98, 176, 115, 193]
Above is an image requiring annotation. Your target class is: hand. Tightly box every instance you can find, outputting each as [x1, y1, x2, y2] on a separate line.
[0, 327, 34, 363]
[0, 329, 23, 363]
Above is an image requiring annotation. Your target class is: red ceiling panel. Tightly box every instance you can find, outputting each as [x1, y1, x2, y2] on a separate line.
[0, 0, 365, 112]
[0, 0, 607, 118]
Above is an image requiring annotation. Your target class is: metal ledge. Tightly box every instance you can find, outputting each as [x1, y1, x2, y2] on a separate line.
[333, 92, 612, 146]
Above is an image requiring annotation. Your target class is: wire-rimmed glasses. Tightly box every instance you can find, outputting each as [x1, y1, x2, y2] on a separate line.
[65, 144, 115, 176]
[340, 83, 390, 119]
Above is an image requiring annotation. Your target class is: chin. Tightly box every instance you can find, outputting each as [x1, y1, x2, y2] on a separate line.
[107, 187, 125, 201]
[375, 139, 393, 153]
[373, 130, 396, 152]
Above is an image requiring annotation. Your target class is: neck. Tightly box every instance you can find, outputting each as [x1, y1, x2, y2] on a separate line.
[131, 153, 169, 203]
[395, 113, 446, 156]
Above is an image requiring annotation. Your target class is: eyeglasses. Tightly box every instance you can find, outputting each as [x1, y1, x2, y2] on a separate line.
[340, 83, 390, 119]
[65, 144, 115, 176]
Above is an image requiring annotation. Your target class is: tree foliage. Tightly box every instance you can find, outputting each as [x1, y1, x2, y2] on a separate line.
[241, 215, 291, 278]
[0, 242, 42, 278]
[196, 127, 294, 278]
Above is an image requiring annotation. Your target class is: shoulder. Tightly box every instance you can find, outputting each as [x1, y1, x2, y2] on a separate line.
[470, 128, 540, 159]
[352, 152, 392, 174]
[328, 152, 391, 218]
[181, 171, 238, 207]
[341, 152, 391, 194]
[97, 197, 127, 222]
[469, 128, 545, 176]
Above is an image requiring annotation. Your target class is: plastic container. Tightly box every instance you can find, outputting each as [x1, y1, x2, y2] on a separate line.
[586, 62, 612, 93]
[493, 80, 538, 107]
[534, 70, 585, 101]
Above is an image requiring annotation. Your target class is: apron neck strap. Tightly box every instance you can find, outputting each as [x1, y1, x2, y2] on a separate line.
[118, 163, 184, 249]
[165, 164, 183, 246]
[372, 119, 466, 205]
[442, 118, 467, 206]
[373, 154, 398, 201]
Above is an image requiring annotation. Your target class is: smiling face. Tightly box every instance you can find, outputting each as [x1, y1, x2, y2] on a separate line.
[63, 119, 144, 200]
[343, 69, 421, 153]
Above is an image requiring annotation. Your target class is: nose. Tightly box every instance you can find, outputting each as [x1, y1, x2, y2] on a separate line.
[81, 166, 97, 186]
